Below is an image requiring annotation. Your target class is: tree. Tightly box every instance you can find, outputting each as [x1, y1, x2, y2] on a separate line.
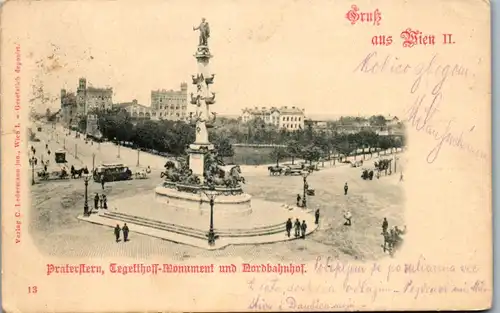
[369, 115, 387, 127]
[335, 136, 352, 162]
[269, 146, 287, 167]
[377, 136, 393, 155]
[358, 130, 378, 157]
[215, 137, 234, 158]
[301, 145, 322, 165]
[285, 139, 302, 165]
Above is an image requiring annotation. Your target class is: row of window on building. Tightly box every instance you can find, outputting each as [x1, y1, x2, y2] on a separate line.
[283, 116, 301, 122]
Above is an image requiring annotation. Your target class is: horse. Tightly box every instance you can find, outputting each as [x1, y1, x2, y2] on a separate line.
[382, 227, 405, 257]
[71, 166, 85, 179]
[268, 166, 283, 176]
[229, 165, 245, 184]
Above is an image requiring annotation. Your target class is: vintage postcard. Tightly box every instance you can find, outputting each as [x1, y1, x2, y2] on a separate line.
[1, 0, 492, 311]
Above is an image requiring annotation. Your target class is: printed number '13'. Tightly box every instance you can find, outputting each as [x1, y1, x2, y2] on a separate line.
[28, 286, 38, 294]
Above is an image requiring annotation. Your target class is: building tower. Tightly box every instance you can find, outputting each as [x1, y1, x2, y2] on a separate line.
[187, 19, 217, 184]
[76, 78, 87, 116]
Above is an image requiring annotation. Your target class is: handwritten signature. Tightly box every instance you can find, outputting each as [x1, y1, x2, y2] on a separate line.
[354, 51, 486, 163]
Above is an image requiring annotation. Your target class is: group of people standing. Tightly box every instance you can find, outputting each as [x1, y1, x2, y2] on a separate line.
[285, 218, 308, 239]
[94, 193, 108, 210]
[114, 223, 130, 242]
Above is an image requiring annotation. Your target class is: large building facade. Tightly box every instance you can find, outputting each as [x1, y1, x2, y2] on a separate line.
[241, 106, 305, 131]
[76, 78, 113, 115]
[151, 83, 188, 121]
[61, 78, 113, 126]
[113, 100, 153, 120]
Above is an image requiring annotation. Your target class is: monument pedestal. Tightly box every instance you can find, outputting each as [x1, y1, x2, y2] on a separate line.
[154, 185, 252, 217]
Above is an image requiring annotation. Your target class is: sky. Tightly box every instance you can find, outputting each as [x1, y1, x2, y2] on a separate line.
[1, 0, 486, 119]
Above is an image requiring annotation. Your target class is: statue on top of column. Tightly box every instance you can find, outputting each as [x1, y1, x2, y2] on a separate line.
[193, 18, 210, 47]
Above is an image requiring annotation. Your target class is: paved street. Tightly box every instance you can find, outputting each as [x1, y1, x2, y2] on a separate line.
[29, 126, 405, 261]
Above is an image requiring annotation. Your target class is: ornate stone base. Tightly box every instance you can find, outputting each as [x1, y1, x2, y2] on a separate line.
[154, 185, 252, 217]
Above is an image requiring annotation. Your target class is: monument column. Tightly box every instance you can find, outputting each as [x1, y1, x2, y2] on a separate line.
[187, 18, 216, 184]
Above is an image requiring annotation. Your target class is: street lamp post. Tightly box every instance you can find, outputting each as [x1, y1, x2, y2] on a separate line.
[202, 188, 219, 246]
[63, 138, 66, 149]
[301, 170, 310, 208]
[74, 143, 78, 159]
[31, 156, 36, 185]
[92, 153, 96, 171]
[136, 148, 140, 167]
[115, 138, 121, 159]
[83, 174, 91, 216]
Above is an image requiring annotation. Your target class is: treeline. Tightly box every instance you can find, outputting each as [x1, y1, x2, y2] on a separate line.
[75, 109, 405, 161]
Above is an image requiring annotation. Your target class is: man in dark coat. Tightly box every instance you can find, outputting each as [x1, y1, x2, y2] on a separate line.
[294, 218, 301, 238]
[344, 182, 349, 195]
[122, 223, 129, 242]
[301, 220, 307, 239]
[315, 208, 320, 225]
[94, 193, 99, 209]
[285, 218, 293, 238]
[382, 217, 389, 234]
[103, 195, 108, 210]
[296, 194, 301, 207]
[101, 174, 105, 190]
[114, 224, 121, 242]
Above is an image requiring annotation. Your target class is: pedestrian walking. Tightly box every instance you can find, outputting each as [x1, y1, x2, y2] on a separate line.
[100, 195, 104, 209]
[344, 182, 349, 195]
[294, 218, 301, 238]
[344, 210, 352, 226]
[285, 218, 293, 238]
[382, 217, 388, 234]
[114, 224, 121, 242]
[103, 195, 108, 210]
[400, 172, 404, 182]
[315, 208, 320, 225]
[101, 174, 105, 190]
[122, 223, 129, 242]
[296, 194, 301, 207]
[301, 220, 307, 238]
[94, 193, 99, 209]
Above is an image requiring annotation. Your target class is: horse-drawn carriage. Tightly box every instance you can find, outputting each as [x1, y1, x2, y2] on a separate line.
[283, 163, 314, 176]
[382, 226, 406, 257]
[284, 166, 303, 176]
[55, 150, 67, 164]
[267, 165, 285, 176]
[93, 163, 133, 183]
[37, 165, 70, 181]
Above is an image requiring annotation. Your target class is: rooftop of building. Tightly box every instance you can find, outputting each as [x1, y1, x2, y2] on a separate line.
[86, 86, 113, 92]
[113, 99, 150, 109]
[242, 106, 305, 115]
[151, 83, 188, 94]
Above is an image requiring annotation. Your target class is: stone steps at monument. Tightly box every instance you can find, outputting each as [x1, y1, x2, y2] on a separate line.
[101, 211, 208, 240]
[101, 211, 288, 238]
